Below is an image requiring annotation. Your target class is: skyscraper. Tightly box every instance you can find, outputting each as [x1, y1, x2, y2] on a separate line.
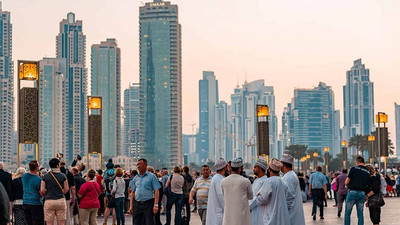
[343, 59, 375, 141]
[230, 80, 278, 164]
[91, 39, 121, 158]
[124, 83, 140, 159]
[0, 2, 13, 166]
[214, 101, 228, 161]
[139, 0, 182, 168]
[198, 71, 219, 163]
[290, 82, 339, 154]
[395, 103, 400, 158]
[56, 12, 87, 162]
[39, 58, 68, 164]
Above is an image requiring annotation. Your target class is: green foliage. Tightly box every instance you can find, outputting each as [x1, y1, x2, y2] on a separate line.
[285, 144, 308, 172]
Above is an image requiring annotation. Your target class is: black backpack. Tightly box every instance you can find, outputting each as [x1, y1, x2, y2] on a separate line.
[104, 171, 115, 194]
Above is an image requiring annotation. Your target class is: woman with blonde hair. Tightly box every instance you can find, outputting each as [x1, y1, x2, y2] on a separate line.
[13, 167, 27, 225]
[365, 164, 382, 225]
[112, 168, 126, 225]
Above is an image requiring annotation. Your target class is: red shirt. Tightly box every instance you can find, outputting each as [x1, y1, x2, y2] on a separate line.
[78, 181, 101, 209]
[96, 175, 104, 193]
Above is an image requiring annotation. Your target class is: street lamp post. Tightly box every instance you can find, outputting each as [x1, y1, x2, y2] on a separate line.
[368, 135, 375, 164]
[342, 141, 347, 169]
[324, 147, 329, 173]
[306, 154, 311, 175]
[256, 105, 269, 162]
[376, 112, 388, 175]
[87, 96, 102, 169]
[313, 152, 318, 170]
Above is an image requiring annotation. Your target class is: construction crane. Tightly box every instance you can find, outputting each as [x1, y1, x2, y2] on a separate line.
[185, 123, 196, 135]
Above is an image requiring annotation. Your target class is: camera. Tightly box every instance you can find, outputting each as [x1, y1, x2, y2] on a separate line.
[77, 154, 82, 161]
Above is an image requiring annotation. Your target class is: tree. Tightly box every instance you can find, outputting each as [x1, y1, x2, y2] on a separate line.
[348, 134, 368, 155]
[285, 144, 307, 172]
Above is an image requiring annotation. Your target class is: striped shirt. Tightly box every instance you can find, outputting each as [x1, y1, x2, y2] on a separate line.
[191, 176, 212, 209]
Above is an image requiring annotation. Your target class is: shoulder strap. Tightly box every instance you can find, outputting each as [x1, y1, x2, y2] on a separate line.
[90, 182, 99, 197]
[50, 172, 64, 194]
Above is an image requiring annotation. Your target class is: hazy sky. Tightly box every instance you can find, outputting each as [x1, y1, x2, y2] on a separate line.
[5, 0, 400, 145]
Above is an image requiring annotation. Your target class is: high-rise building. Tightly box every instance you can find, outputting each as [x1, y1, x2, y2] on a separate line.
[39, 58, 68, 164]
[395, 103, 400, 158]
[56, 12, 87, 163]
[91, 39, 121, 159]
[124, 83, 140, 159]
[343, 59, 374, 141]
[278, 103, 293, 157]
[290, 82, 339, 154]
[139, 0, 182, 168]
[198, 71, 219, 163]
[230, 80, 278, 164]
[214, 101, 228, 161]
[0, 2, 13, 166]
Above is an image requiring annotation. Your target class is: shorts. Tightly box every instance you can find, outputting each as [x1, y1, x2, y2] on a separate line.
[44, 198, 67, 222]
[106, 195, 115, 208]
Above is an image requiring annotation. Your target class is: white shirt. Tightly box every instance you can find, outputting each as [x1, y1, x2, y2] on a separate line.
[282, 171, 305, 225]
[249, 176, 290, 225]
[249, 175, 268, 225]
[206, 173, 225, 225]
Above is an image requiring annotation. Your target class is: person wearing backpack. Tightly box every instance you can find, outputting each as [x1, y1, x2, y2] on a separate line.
[182, 166, 193, 223]
[164, 166, 184, 225]
[103, 164, 116, 225]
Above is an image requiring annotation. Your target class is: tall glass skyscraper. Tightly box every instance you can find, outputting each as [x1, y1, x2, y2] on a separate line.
[139, 0, 182, 168]
[56, 13, 87, 162]
[290, 82, 339, 153]
[198, 71, 218, 163]
[395, 103, 400, 158]
[343, 59, 374, 141]
[124, 83, 140, 159]
[0, 2, 13, 166]
[39, 58, 68, 164]
[91, 39, 121, 159]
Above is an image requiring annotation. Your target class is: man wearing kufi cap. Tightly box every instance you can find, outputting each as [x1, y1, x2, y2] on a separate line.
[249, 159, 268, 225]
[250, 158, 290, 225]
[281, 154, 306, 225]
[206, 158, 228, 225]
[221, 158, 253, 225]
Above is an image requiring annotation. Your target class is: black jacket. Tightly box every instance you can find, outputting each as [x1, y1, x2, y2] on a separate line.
[0, 169, 13, 201]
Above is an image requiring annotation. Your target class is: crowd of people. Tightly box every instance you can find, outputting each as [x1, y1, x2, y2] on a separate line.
[0, 154, 396, 225]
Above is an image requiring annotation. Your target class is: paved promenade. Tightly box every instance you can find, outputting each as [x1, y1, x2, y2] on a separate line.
[97, 198, 400, 225]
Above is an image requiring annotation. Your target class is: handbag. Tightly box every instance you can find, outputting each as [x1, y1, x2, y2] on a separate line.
[164, 175, 174, 197]
[368, 193, 385, 208]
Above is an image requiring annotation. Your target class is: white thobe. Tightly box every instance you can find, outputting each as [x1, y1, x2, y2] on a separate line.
[249, 175, 268, 225]
[221, 174, 253, 225]
[282, 171, 305, 225]
[206, 173, 225, 225]
[249, 176, 290, 225]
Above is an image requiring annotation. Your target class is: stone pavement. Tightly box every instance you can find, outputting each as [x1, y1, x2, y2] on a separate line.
[97, 198, 400, 225]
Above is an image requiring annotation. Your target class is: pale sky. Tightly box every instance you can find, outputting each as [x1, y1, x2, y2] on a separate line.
[5, 0, 400, 147]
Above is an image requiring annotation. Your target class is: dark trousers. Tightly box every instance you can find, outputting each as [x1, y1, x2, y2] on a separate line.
[311, 189, 325, 217]
[98, 193, 105, 216]
[115, 197, 125, 225]
[133, 199, 155, 225]
[166, 193, 183, 225]
[368, 206, 381, 224]
[183, 197, 191, 222]
[23, 204, 44, 225]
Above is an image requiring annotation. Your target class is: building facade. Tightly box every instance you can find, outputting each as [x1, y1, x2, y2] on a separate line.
[56, 12, 87, 163]
[0, 2, 13, 166]
[290, 82, 340, 155]
[91, 39, 121, 159]
[343, 59, 375, 141]
[124, 83, 140, 159]
[395, 103, 400, 158]
[198, 71, 218, 163]
[214, 101, 229, 161]
[139, 0, 182, 168]
[39, 58, 68, 164]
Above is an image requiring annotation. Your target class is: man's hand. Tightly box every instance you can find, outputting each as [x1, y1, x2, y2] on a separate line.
[324, 193, 327, 199]
[189, 198, 194, 204]
[129, 207, 133, 215]
[308, 192, 312, 197]
[153, 205, 158, 214]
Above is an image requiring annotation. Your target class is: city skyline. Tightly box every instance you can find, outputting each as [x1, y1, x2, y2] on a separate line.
[3, 0, 400, 149]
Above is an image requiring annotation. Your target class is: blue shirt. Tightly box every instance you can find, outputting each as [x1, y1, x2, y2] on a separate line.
[161, 174, 169, 188]
[309, 171, 327, 189]
[130, 171, 161, 202]
[22, 173, 42, 205]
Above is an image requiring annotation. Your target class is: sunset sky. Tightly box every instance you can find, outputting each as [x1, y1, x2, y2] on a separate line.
[5, 0, 400, 147]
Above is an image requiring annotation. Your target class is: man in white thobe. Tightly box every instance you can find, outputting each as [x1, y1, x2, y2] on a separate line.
[250, 158, 290, 225]
[206, 158, 228, 225]
[221, 157, 253, 225]
[249, 159, 268, 225]
[281, 154, 306, 225]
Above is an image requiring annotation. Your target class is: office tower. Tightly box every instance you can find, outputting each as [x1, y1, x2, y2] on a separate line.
[124, 83, 140, 159]
[343, 59, 374, 141]
[91, 39, 121, 158]
[0, 2, 13, 166]
[214, 101, 228, 161]
[39, 58, 68, 163]
[395, 103, 400, 158]
[279, 103, 293, 157]
[198, 71, 219, 163]
[56, 12, 87, 162]
[290, 82, 339, 153]
[139, 0, 182, 168]
[230, 80, 278, 164]
[182, 134, 197, 164]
